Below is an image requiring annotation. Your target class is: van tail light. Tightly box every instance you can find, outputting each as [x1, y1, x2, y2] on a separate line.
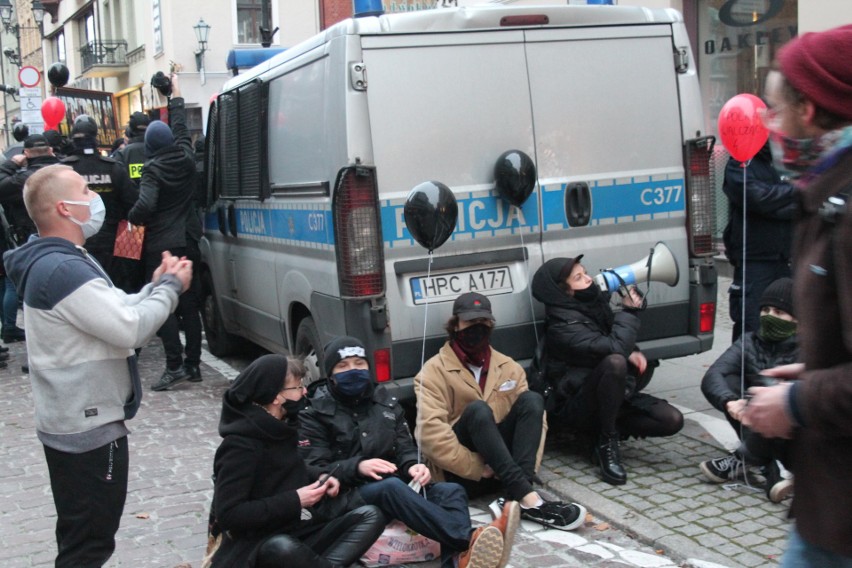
[333, 167, 385, 298]
[699, 302, 716, 333]
[684, 136, 717, 256]
[374, 348, 391, 382]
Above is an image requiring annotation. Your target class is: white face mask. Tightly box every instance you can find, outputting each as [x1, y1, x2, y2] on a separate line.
[63, 193, 105, 239]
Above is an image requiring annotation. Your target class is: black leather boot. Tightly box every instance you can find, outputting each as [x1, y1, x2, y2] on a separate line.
[594, 431, 627, 485]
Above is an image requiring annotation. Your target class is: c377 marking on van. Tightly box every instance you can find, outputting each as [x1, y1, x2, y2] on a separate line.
[541, 176, 686, 229]
[381, 191, 539, 247]
[212, 206, 336, 247]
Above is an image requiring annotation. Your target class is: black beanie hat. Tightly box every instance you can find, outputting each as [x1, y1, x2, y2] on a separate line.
[128, 111, 150, 135]
[144, 120, 174, 156]
[226, 354, 288, 406]
[323, 336, 367, 377]
[760, 277, 794, 317]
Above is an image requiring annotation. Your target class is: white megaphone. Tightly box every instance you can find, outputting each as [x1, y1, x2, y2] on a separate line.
[593, 242, 680, 293]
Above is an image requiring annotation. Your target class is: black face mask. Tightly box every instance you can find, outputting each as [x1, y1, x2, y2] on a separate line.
[456, 323, 492, 351]
[573, 281, 601, 303]
[282, 396, 308, 418]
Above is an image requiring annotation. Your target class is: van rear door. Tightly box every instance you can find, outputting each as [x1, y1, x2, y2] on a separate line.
[524, 25, 693, 342]
[361, 30, 543, 375]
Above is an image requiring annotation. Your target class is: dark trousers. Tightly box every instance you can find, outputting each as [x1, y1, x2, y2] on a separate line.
[557, 354, 683, 439]
[143, 245, 202, 369]
[43, 437, 129, 568]
[254, 505, 385, 568]
[729, 261, 791, 342]
[449, 390, 544, 502]
[89, 248, 144, 295]
[359, 477, 471, 566]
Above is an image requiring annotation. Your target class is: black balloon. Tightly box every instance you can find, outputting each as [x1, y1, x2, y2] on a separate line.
[494, 149, 536, 207]
[12, 122, 28, 142]
[47, 62, 69, 88]
[403, 181, 458, 252]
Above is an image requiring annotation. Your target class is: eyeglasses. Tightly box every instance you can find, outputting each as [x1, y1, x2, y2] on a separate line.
[758, 104, 786, 129]
[281, 380, 306, 392]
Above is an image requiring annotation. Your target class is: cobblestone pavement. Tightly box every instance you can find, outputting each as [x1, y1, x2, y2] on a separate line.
[0, 271, 788, 567]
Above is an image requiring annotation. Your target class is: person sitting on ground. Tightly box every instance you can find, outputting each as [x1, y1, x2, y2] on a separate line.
[416, 292, 587, 531]
[210, 354, 385, 567]
[300, 336, 519, 568]
[700, 277, 797, 503]
[530, 255, 684, 486]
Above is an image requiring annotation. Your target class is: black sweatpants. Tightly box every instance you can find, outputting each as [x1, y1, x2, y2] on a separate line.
[44, 437, 129, 568]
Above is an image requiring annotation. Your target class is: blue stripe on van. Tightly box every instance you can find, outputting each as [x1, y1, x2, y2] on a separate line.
[541, 177, 685, 228]
[381, 190, 540, 247]
[205, 206, 335, 246]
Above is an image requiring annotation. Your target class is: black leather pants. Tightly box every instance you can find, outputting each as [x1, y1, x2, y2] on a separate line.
[255, 505, 385, 568]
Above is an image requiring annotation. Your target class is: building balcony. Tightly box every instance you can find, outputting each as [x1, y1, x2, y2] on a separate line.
[79, 40, 129, 78]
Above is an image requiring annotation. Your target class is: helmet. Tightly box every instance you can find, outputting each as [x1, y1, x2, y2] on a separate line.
[71, 115, 98, 139]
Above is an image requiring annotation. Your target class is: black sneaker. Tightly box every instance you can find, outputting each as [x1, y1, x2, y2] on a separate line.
[764, 460, 794, 503]
[184, 363, 202, 383]
[0, 344, 9, 353]
[700, 452, 747, 483]
[521, 500, 586, 531]
[151, 367, 191, 391]
[2, 328, 25, 343]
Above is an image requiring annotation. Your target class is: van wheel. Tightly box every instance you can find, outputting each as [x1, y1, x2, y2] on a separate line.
[295, 317, 323, 386]
[201, 272, 239, 357]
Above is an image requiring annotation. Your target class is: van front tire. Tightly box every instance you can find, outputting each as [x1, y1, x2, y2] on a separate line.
[201, 272, 240, 357]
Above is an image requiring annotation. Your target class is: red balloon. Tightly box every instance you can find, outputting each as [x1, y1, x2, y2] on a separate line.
[717, 94, 769, 162]
[41, 97, 66, 131]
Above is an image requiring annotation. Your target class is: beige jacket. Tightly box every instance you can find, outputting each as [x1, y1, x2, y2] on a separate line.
[415, 342, 546, 481]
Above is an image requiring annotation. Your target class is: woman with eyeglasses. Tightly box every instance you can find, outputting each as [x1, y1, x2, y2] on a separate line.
[207, 354, 385, 567]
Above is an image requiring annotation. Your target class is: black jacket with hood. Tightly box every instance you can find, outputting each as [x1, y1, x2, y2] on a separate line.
[701, 331, 799, 413]
[127, 97, 197, 254]
[211, 355, 324, 567]
[531, 258, 641, 392]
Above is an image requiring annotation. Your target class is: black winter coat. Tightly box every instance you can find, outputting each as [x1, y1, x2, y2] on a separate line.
[211, 395, 323, 567]
[700, 332, 798, 413]
[298, 385, 419, 487]
[722, 145, 795, 266]
[531, 259, 640, 391]
[128, 98, 197, 254]
[62, 150, 137, 254]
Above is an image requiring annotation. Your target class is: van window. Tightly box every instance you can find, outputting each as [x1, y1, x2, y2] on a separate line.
[267, 57, 330, 192]
[217, 80, 268, 199]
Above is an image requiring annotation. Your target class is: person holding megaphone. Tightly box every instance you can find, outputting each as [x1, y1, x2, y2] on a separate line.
[531, 255, 683, 486]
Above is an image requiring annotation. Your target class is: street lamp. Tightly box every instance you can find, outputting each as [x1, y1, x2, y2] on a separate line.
[0, 0, 46, 38]
[193, 17, 211, 86]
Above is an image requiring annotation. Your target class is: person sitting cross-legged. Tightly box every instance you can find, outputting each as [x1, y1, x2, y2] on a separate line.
[299, 336, 519, 568]
[416, 292, 587, 531]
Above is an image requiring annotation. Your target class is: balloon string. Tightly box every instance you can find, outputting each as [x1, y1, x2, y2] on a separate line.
[738, 161, 753, 489]
[416, 251, 434, 469]
[518, 208, 539, 347]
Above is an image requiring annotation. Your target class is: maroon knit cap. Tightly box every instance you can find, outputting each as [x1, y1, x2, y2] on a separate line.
[778, 24, 852, 121]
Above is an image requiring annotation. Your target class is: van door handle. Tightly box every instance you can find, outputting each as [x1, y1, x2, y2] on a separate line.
[564, 182, 591, 227]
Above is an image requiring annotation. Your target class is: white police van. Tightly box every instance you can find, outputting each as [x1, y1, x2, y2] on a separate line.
[200, 4, 718, 399]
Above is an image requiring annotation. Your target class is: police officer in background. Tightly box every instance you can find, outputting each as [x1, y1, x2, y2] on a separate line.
[115, 111, 149, 190]
[62, 116, 137, 289]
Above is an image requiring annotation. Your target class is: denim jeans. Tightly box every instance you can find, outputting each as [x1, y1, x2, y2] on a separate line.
[358, 477, 471, 566]
[782, 526, 852, 568]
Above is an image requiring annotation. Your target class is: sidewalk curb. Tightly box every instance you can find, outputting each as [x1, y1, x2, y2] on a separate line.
[538, 424, 773, 568]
